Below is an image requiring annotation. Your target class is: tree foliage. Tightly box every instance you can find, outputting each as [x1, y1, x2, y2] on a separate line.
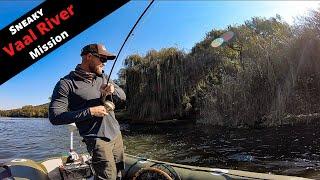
[0, 103, 48, 118]
[120, 8, 320, 127]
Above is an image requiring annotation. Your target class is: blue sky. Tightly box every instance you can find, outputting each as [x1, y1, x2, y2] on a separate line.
[0, 1, 318, 110]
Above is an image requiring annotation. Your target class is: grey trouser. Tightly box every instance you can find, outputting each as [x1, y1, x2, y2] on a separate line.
[84, 133, 125, 180]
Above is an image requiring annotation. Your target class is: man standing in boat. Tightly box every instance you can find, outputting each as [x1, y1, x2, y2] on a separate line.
[49, 43, 126, 180]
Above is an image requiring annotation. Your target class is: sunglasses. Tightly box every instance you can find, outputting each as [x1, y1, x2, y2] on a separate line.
[92, 53, 107, 63]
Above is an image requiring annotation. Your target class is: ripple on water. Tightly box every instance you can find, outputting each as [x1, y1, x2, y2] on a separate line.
[2, 118, 320, 178]
[0, 150, 15, 159]
[176, 155, 201, 163]
[232, 138, 247, 141]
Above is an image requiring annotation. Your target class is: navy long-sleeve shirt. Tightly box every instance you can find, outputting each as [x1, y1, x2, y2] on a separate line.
[49, 72, 126, 141]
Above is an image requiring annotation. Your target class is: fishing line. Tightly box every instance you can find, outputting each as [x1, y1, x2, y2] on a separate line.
[118, 1, 155, 68]
[106, 0, 155, 84]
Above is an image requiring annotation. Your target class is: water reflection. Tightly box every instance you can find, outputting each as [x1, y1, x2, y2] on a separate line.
[123, 123, 320, 178]
[1, 118, 320, 178]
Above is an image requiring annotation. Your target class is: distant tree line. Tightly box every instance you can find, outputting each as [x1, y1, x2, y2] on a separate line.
[0, 104, 48, 118]
[117, 8, 320, 127]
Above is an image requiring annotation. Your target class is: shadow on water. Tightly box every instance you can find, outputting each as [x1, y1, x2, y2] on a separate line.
[1, 118, 320, 178]
[122, 122, 320, 178]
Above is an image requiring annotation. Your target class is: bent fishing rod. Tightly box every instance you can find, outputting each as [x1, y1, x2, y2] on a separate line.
[106, 0, 155, 85]
[101, 0, 155, 108]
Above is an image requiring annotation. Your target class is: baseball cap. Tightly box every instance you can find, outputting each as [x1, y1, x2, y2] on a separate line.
[81, 44, 116, 62]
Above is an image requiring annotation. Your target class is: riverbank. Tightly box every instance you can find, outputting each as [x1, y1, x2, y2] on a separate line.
[116, 109, 320, 128]
[2, 109, 320, 128]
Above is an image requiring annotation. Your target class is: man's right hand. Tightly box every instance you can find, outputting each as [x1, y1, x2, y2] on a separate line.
[89, 106, 108, 117]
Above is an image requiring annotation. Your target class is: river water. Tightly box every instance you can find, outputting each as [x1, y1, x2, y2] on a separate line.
[1, 118, 320, 179]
